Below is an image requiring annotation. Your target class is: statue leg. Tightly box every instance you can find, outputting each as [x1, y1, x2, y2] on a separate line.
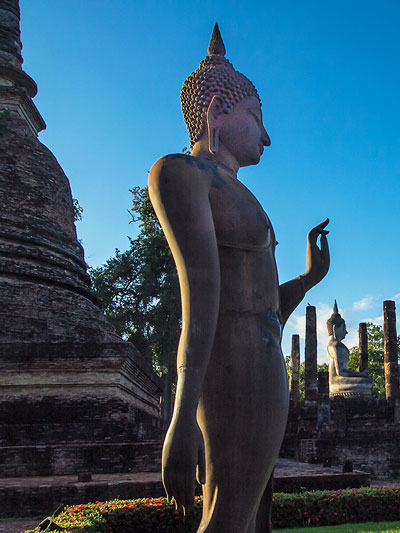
[198, 457, 274, 533]
[196, 316, 288, 533]
[244, 471, 273, 533]
[255, 471, 273, 533]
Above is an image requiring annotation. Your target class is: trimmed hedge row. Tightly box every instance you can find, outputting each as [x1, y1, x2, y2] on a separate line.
[272, 487, 400, 528]
[24, 487, 400, 532]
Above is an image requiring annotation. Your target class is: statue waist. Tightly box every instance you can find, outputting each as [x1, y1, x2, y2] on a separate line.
[217, 242, 271, 252]
[217, 308, 282, 338]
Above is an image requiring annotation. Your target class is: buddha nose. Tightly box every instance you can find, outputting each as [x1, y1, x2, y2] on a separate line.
[261, 125, 271, 147]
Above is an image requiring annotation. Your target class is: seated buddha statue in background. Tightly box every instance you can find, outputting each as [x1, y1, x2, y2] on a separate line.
[149, 23, 330, 532]
[327, 301, 373, 398]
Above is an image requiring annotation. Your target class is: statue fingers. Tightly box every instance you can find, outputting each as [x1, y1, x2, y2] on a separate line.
[308, 218, 330, 241]
[173, 471, 189, 511]
[162, 469, 176, 504]
[182, 472, 196, 515]
[316, 217, 330, 231]
[320, 233, 330, 259]
[163, 469, 186, 508]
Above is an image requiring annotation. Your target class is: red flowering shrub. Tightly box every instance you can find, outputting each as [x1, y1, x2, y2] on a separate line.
[23, 487, 400, 532]
[24, 497, 202, 532]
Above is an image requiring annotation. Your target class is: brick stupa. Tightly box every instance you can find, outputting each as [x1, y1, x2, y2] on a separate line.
[0, 0, 163, 478]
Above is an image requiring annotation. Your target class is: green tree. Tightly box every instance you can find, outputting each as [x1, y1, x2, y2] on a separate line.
[72, 198, 83, 222]
[348, 322, 400, 399]
[90, 186, 180, 420]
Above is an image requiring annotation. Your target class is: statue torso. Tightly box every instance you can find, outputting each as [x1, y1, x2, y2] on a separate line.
[328, 339, 350, 375]
[152, 154, 281, 325]
[204, 159, 281, 316]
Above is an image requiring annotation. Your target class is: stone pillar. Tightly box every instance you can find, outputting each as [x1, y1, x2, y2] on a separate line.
[358, 322, 368, 373]
[289, 334, 300, 407]
[384, 300, 399, 401]
[305, 305, 318, 404]
[318, 371, 329, 398]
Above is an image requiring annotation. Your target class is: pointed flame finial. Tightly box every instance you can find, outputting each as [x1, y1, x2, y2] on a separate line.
[208, 22, 226, 56]
[333, 300, 339, 314]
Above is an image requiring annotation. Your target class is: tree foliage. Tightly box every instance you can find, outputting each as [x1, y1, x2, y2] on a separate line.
[90, 186, 180, 377]
[72, 198, 83, 222]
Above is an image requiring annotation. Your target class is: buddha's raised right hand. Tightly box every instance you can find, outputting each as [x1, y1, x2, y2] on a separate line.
[162, 416, 206, 514]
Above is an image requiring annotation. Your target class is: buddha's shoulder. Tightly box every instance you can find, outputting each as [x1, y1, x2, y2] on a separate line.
[149, 154, 216, 189]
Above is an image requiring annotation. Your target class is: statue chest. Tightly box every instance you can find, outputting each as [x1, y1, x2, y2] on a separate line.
[209, 175, 275, 252]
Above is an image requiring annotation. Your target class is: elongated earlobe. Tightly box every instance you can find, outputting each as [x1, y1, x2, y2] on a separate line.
[208, 124, 219, 154]
[206, 95, 224, 155]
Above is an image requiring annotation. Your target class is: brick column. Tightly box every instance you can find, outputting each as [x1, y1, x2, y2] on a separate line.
[383, 300, 399, 401]
[289, 334, 300, 407]
[305, 305, 318, 404]
[358, 322, 368, 373]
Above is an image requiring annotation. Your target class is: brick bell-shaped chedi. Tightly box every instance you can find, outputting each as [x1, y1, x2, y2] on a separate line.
[0, 0, 163, 479]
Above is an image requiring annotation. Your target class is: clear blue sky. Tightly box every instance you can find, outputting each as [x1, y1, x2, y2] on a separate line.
[20, 0, 400, 361]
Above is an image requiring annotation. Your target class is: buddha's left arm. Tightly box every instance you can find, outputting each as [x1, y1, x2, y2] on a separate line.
[279, 278, 305, 326]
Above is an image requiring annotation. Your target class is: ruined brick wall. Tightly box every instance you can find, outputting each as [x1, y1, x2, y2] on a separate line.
[283, 398, 400, 479]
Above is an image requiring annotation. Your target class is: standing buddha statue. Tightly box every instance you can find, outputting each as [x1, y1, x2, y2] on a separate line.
[149, 23, 331, 532]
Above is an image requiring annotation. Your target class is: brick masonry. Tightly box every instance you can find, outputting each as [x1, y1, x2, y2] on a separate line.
[282, 396, 400, 479]
[0, 68, 165, 481]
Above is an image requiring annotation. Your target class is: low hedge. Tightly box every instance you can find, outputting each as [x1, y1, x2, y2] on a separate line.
[24, 487, 400, 532]
[272, 487, 400, 528]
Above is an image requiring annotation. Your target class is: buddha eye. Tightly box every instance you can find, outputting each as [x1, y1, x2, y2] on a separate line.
[250, 110, 261, 125]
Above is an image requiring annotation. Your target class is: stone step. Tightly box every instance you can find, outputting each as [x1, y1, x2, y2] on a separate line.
[0, 460, 372, 519]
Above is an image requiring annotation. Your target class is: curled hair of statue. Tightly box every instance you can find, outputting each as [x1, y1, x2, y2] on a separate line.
[326, 299, 345, 336]
[181, 23, 261, 148]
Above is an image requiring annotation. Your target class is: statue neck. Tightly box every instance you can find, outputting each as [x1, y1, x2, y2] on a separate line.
[191, 140, 240, 175]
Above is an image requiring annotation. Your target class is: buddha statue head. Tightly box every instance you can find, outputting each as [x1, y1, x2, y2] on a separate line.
[181, 23, 270, 168]
[327, 300, 347, 340]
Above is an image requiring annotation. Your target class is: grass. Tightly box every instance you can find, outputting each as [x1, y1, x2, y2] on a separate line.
[276, 521, 400, 532]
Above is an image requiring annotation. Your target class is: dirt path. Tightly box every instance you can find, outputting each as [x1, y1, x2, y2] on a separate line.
[0, 518, 41, 533]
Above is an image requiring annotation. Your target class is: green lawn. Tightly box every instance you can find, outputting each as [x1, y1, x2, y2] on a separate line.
[276, 522, 400, 533]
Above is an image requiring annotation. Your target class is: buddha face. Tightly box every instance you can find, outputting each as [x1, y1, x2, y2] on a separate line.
[334, 322, 348, 340]
[218, 96, 271, 167]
